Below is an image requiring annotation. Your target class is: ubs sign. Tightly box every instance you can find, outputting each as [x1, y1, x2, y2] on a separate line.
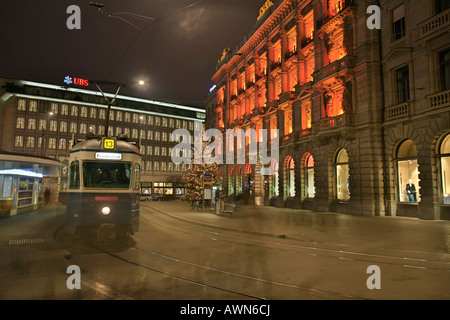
[64, 76, 89, 87]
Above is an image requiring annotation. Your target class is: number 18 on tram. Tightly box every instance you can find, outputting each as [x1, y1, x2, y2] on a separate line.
[65, 137, 141, 236]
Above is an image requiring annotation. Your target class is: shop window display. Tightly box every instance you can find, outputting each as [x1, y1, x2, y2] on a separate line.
[440, 134, 450, 204]
[335, 149, 350, 200]
[287, 157, 295, 198]
[305, 154, 315, 198]
[397, 139, 421, 203]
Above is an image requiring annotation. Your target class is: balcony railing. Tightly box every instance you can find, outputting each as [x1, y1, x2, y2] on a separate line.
[314, 55, 356, 83]
[385, 102, 410, 121]
[316, 0, 355, 30]
[418, 8, 450, 40]
[313, 113, 354, 131]
[428, 89, 450, 110]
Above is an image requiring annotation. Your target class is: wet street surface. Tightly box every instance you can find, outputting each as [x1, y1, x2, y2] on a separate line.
[0, 202, 449, 300]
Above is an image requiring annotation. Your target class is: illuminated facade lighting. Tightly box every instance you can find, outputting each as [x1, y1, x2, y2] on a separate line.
[204, 0, 450, 220]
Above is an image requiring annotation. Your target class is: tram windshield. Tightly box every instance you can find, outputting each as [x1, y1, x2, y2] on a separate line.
[82, 162, 132, 189]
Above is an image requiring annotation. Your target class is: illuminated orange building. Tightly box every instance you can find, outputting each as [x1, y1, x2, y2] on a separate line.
[207, 0, 450, 220]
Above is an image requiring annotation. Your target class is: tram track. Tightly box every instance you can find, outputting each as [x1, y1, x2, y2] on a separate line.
[57, 205, 449, 300]
[95, 243, 362, 300]
[142, 206, 450, 272]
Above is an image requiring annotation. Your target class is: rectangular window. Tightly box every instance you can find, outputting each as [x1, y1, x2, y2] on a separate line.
[18, 99, 26, 111]
[397, 66, 410, 103]
[80, 123, 87, 134]
[60, 121, 68, 133]
[27, 118, 36, 130]
[440, 50, 450, 91]
[50, 103, 59, 115]
[90, 108, 97, 118]
[14, 136, 23, 147]
[436, 0, 450, 13]
[39, 119, 47, 131]
[59, 138, 67, 150]
[61, 104, 69, 116]
[393, 5, 406, 41]
[26, 136, 35, 148]
[71, 105, 78, 117]
[16, 117, 25, 129]
[48, 138, 56, 149]
[29, 100, 37, 112]
[70, 122, 77, 134]
[49, 120, 58, 132]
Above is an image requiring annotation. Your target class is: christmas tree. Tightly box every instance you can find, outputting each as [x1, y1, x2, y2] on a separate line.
[183, 135, 222, 202]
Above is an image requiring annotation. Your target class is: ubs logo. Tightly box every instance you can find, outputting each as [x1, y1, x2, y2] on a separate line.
[64, 76, 89, 87]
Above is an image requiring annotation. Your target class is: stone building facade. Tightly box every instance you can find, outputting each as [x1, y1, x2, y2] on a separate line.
[206, 0, 450, 220]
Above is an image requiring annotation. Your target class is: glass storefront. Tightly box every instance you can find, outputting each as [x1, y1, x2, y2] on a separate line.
[397, 139, 421, 203]
[440, 134, 450, 204]
[305, 154, 315, 198]
[336, 149, 350, 200]
[287, 157, 295, 197]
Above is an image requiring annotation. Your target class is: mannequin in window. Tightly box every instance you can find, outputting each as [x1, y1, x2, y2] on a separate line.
[406, 179, 417, 202]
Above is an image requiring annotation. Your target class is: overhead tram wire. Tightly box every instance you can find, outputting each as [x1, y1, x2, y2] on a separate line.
[89, 0, 207, 82]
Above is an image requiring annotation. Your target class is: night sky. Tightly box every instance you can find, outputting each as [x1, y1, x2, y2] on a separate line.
[0, 0, 265, 107]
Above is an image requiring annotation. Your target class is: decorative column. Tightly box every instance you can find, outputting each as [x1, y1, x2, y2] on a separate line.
[296, 13, 306, 86]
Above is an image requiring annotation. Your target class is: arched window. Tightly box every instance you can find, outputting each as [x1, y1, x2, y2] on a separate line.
[305, 154, 315, 198]
[336, 149, 350, 200]
[236, 166, 243, 196]
[270, 160, 279, 198]
[397, 139, 420, 203]
[287, 157, 295, 198]
[228, 167, 234, 196]
[440, 134, 450, 204]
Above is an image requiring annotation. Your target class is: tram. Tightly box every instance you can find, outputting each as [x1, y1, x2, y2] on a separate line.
[65, 136, 141, 237]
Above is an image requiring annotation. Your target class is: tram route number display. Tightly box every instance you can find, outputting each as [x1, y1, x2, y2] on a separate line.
[103, 139, 115, 149]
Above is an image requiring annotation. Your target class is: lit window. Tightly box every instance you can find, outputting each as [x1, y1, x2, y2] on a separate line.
[306, 154, 315, 198]
[440, 134, 450, 204]
[397, 139, 420, 203]
[336, 148, 350, 200]
[16, 117, 25, 129]
[287, 157, 295, 198]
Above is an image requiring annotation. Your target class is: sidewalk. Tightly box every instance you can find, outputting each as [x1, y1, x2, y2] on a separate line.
[146, 201, 450, 257]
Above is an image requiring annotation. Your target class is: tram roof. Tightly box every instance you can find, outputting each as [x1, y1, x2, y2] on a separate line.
[71, 137, 140, 155]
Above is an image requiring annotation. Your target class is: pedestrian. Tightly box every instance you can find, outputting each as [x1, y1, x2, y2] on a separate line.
[44, 188, 51, 205]
[190, 193, 200, 211]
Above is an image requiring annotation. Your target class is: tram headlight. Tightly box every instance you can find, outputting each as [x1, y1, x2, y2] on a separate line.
[101, 207, 111, 215]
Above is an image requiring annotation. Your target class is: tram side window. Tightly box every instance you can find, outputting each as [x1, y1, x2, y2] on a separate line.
[134, 164, 140, 190]
[69, 161, 80, 189]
